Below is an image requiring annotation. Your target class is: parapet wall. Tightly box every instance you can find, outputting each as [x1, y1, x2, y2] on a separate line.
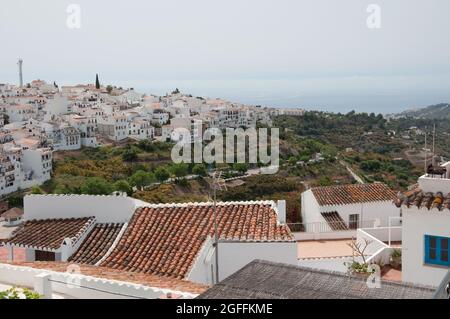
[24, 194, 137, 223]
[0, 263, 197, 299]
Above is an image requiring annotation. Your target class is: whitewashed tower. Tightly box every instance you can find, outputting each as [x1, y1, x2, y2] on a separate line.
[17, 58, 23, 87]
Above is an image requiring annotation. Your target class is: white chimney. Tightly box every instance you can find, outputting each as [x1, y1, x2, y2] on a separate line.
[277, 200, 286, 224]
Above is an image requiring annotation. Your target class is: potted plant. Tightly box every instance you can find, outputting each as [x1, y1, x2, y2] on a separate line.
[390, 249, 402, 269]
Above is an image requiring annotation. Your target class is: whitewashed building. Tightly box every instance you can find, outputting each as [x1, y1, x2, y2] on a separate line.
[301, 183, 401, 233]
[2, 195, 296, 287]
[396, 161, 450, 286]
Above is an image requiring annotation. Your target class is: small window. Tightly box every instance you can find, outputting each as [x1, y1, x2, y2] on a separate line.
[425, 235, 450, 267]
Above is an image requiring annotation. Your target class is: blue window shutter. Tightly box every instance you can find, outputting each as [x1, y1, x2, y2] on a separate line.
[424, 235, 430, 264]
[424, 235, 450, 267]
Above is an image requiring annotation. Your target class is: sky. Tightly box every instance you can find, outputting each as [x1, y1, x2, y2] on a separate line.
[1, 0, 450, 113]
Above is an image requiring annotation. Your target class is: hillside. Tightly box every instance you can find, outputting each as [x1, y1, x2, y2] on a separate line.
[397, 103, 450, 119]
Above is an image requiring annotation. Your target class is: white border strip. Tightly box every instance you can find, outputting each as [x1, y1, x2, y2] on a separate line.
[95, 222, 128, 266]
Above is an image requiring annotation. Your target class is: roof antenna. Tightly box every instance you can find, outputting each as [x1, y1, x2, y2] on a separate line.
[432, 123, 436, 165]
[424, 128, 427, 175]
[207, 167, 227, 285]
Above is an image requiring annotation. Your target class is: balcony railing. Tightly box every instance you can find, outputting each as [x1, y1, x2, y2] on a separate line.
[287, 219, 377, 234]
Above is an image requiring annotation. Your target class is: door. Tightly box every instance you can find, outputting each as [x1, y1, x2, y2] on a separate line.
[35, 250, 56, 261]
[349, 214, 359, 229]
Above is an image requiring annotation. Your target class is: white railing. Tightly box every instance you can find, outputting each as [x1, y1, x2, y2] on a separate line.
[288, 219, 376, 234]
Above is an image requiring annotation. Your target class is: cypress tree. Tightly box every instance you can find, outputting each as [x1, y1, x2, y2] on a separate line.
[95, 74, 100, 89]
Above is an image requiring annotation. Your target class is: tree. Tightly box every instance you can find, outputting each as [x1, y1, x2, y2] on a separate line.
[137, 140, 155, 152]
[113, 179, 133, 195]
[192, 164, 207, 177]
[155, 167, 170, 183]
[30, 186, 44, 194]
[106, 85, 113, 94]
[170, 163, 188, 179]
[80, 177, 113, 195]
[128, 170, 155, 190]
[318, 176, 332, 186]
[233, 163, 248, 174]
[122, 146, 138, 162]
[95, 74, 100, 89]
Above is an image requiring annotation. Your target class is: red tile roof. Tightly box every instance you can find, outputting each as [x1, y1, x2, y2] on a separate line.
[311, 183, 397, 206]
[320, 212, 348, 231]
[395, 188, 450, 211]
[101, 202, 293, 279]
[69, 223, 123, 265]
[2, 217, 95, 250]
[7, 261, 207, 294]
[1, 207, 23, 219]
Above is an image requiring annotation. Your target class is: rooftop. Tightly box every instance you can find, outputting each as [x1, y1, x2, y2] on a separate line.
[197, 260, 437, 299]
[1, 207, 23, 219]
[101, 202, 293, 279]
[2, 217, 95, 250]
[311, 183, 397, 206]
[395, 187, 450, 212]
[69, 223, 123, 265]
[297, 239, 354, 259]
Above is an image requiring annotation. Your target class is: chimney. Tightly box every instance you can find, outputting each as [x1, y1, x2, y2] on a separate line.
[277, 200, 286, 224]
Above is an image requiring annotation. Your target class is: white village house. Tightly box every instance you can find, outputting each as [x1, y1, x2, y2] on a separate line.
[0, 195, 296, 298]
[395, 161, 450, 286]
[301, 183, 401, 238]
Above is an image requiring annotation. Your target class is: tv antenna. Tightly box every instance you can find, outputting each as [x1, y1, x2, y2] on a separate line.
[432, 123, 436, 164]
[207, 169, 227, 285]
[424, 128, 428, 174]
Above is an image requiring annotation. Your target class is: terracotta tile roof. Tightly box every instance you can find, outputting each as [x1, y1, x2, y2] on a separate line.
[69, 223, 123, 265]
[102, 202, 293, 279]
[395, 188, 450, 211]
[320, 212, 348, 230]
[311, 183, 397, 206]
[1, 207, 23, 219]
[7, 262, 208, 294]
[2, 217, 95, 250]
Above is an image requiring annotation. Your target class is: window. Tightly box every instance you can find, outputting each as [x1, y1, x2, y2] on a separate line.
[349, 214, 359, 229]
[425, 235, 450, 267]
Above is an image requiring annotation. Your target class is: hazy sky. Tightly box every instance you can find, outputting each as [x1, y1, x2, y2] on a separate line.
[1, 0, 450, 112]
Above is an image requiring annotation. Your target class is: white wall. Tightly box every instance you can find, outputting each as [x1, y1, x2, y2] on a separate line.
[24, 195, 137, 223]
[218, 241, 297, 282]
[301, 189, 321, 225]
[0, 263, 197, 299]
[301, 190, 401, 228]
[402, 207, 450, 287]
[361, 227, 402, 243]
[418, 174, 450, 194]
[319, 201, 400, 227]
[356, 228, 389, 256]
[187, 240, 297, 285]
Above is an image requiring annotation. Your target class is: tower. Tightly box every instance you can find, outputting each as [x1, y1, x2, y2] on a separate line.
[17, 58, 23, 87]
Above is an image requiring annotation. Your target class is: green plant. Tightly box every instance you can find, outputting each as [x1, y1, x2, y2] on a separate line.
[391, 248, 402, 258]
[154, 167, 170, 183]
[345, 261, 369, 274]
[30, 186, 45, 194]
[0, 287, 41, 299]
[390, 249, 402, 269]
